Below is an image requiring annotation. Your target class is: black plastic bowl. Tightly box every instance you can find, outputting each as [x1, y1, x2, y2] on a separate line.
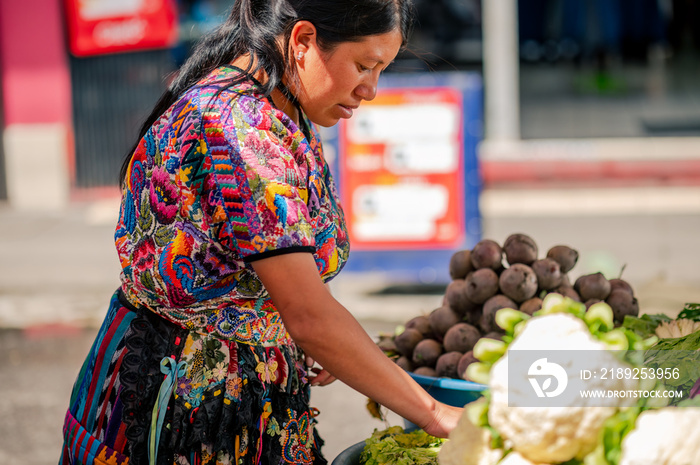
[331, 440, 365, 465]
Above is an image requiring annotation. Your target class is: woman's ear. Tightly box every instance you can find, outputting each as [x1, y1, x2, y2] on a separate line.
[289, 20, 317, 59]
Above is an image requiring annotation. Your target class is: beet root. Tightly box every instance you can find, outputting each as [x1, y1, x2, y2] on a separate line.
[483, 332, 505, 340]
[394, 328, 423, 357]
[413, 366, 438, 377]
[412, 339, 444, 368]
[554, 285, 581, 302]
[464, 268, 500, 304]
[470, 239, 504, 270]
[461, 304, 483, 328]
[519, 297, 543, 315]
[458, 351, 479, 380]
[449, 250, 474, 279]
[405, 315, 433, 337]
[609, 278, 634, 296]
[428, 307, 461, 340]
[480, 294, 518, 333]
[606, 289, 639, 324]
[503, 233, 538, 266]
[445, 279, 478, 315]
[546, 245, 579, 273]
[531, 258, 563, 291]
[377, 337, 398, 353]
[436, 351, 463, 378]
[499, 263, 538, 303]
[575, 272, 612, 302]
[443, 322, 481, 353]
[396, 356, 414, 372]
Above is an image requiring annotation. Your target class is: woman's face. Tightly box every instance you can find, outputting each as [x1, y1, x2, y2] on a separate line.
[295, 28, 404, 127]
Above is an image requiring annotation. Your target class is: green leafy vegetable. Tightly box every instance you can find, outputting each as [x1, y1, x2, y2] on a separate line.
[360, 426, 445, 465]
[643, 330, 700, 403]
[579, 408, 644, 465]
[621, 313, 671, 338]
[677, 302, 700, 321]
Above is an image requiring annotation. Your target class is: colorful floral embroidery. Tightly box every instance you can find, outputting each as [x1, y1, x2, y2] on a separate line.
[266, 417, 281, 436]
[226, 376, 243, 400]
[280, 409, 314, 464]
[255, 358, 279, 384]
[116, 65, 349, 344]
[176, 377, 193, 397]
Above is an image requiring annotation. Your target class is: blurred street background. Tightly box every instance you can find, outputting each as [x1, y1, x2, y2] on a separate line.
[2, 0, 700, 464]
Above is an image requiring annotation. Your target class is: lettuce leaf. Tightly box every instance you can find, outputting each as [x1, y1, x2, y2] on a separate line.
[360, 427, 445, 465]
[621, 313, 670, 338]
[643, 330, 700, 402]
[677, 302, 700, 321]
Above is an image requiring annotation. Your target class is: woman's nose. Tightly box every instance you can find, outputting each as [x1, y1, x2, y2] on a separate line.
[355, 79, 377, 101]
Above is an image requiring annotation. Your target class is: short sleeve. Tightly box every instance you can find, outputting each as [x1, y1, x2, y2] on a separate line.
[203, 100, 316, 262]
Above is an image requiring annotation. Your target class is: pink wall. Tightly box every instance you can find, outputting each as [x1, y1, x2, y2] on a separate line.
[0, 0, 72, 125]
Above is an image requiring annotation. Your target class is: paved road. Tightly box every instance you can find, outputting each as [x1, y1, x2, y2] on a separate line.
[1, 198, 699, 463]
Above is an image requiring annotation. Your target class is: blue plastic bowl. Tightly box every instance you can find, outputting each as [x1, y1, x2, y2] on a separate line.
[409, 372, 487, 407]
[403, 373, 486, 430]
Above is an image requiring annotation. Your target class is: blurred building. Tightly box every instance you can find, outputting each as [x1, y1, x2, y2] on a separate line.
[0, 0, 229, 210]
[1, 0, 699, 211]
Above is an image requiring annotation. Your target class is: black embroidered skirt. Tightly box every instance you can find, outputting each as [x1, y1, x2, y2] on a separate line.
[59, 290, 327, 465]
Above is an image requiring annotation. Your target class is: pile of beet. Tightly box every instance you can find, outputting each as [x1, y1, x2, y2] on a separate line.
[377, 233, 640, 381]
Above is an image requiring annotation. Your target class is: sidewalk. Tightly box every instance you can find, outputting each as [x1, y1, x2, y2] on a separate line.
[2, 184, 699, 328]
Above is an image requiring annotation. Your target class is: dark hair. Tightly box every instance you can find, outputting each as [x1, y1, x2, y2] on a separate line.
[119, 0, 415, 184]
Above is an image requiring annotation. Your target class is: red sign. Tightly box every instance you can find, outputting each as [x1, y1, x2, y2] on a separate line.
[64, 0, 178, 56]
[339, 87, 466, 250]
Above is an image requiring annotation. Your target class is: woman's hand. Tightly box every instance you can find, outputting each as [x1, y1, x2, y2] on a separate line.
[419, 402, 464, 439]
[305, 356, 337, 386]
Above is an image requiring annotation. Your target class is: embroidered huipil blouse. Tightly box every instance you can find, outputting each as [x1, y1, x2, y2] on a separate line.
[111, 65, 349, 463]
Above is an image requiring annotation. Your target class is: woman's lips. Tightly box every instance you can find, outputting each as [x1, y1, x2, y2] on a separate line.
[339, 104, 358, 118]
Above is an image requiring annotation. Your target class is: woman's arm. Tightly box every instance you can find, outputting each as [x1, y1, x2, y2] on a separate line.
[251, 252, 462, 438]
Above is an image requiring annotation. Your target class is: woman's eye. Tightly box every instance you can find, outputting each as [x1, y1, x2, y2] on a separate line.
[358, 64, 370, 72]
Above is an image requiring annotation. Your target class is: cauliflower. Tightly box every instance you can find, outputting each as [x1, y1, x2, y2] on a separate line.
[498, 452, 549, 465]
[488, 313, 638, 464]
[438, 399, 503, 465]
[618, 407, 700, 465]
[438, 296, 661, 465]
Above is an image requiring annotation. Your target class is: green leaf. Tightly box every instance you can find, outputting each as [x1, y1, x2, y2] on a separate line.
[677, 303, 700, 321]
[599, 407, 642, 465]
[360, 427, 444, 465]
[139, 191, 154, 232]
[154, 225, 175, 247]
[621, 314, 671, 338]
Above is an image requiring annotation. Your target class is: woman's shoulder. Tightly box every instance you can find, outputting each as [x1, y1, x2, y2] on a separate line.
[169, 66, 266, 114]
[198, 65, 264, 94]
[188, 67, 274, 120]
[171, 67, 314, 157]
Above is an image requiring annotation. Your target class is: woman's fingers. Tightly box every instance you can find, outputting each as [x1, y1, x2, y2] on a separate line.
[304, 356, 336, 386]
[308, 367, 337, 386]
